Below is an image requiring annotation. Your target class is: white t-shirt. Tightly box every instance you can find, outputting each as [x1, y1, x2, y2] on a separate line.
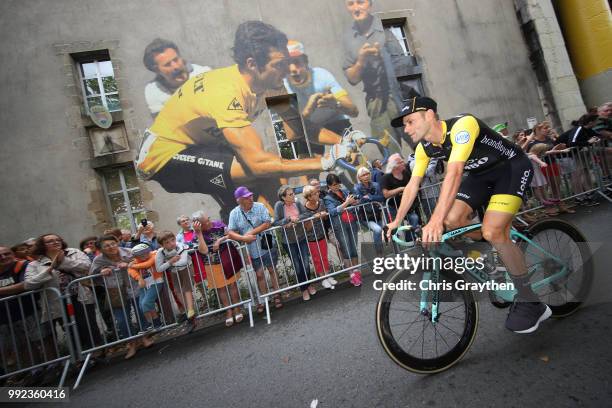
[144, 63, 211, 117]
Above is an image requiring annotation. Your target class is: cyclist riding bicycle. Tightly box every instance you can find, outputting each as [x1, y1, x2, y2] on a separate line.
[385, 96, 551, 334]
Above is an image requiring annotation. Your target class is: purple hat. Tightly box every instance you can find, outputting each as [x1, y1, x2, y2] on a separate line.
[234, 186, 254, 199]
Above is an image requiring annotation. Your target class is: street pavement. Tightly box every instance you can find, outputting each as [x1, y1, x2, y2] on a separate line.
[46, 202, 612, 408]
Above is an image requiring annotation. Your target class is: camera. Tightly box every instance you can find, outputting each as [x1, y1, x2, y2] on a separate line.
[141, 219, 148, 227]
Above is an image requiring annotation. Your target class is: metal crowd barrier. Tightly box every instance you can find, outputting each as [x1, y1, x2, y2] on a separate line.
[64, 241, 254, 389]
[244, 201, 387, 323]
[0, 287, 75, 388]
[517, 141, 612, 221]
[2, 143, 610, 389]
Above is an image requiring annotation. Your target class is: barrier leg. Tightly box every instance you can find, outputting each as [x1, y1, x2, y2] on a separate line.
[264, 297, 271, 325]
[247, 301, 254, 328]
[596, 189, 612, 203]
[73, 352, 91, 390]
[57, 358, 70, 389]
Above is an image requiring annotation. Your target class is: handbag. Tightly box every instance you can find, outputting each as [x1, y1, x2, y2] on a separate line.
[219, 242, 244, 279]
[241, 209, 275, 251]
[341, 210, 357, 223]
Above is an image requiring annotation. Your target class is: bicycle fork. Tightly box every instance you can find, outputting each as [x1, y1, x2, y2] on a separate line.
[419, 267, 441, 323]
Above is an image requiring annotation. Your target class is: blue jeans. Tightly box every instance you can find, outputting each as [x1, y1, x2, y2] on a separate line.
[251, 248, 278, 272]
[334, 221, 359, 259]
[113, 296, 147, 339]
[361, 220, 383, 252]
[139, 282, 165, 314]
[283, 240, 312, 291]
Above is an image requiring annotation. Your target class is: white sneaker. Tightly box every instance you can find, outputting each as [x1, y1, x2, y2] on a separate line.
[322, 278, 333, 289]
[328, 276, 338, 285]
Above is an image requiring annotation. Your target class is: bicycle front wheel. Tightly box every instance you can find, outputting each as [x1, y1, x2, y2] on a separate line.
[375, 267, 479, 374]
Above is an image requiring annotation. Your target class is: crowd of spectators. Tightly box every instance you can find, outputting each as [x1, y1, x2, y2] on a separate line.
[1, 102, 610, 386]
[506, 103, 611, 222]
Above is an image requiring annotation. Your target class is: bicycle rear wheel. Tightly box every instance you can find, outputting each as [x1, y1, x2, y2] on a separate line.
[522, 219, 594, 317]
[375, 267, 479, 374]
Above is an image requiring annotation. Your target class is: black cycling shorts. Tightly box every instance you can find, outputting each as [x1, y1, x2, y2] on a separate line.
[456, 155, 533, 215]
[151, 144, 236, 209]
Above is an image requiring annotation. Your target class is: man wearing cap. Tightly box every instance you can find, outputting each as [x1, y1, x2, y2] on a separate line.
[342, 0, 406, 153]
[143, 38, 211, 118]
[227, 186, 283, 311]
[385, 97, 553, 334]
[493, 122, 510, 138]
[283, 40, 359, 156]
[136, 22, 349, 219]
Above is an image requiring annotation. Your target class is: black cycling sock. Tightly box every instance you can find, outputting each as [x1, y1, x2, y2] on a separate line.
[510, 274, 539, 302]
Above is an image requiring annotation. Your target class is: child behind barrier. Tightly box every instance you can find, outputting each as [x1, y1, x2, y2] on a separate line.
[128, 245, 165, 331]
[155, 231, 196, 330]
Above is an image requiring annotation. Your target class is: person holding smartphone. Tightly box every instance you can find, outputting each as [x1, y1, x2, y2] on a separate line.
[134, 219, 159, 250]
[323, 173, 362, 287]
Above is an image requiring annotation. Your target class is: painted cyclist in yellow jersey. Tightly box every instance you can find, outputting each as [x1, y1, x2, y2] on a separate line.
[385, 97, 552, 334]
[135, 21, 349, 217]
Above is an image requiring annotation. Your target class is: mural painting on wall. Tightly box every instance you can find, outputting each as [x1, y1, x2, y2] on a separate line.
[135, 0, 413, 218]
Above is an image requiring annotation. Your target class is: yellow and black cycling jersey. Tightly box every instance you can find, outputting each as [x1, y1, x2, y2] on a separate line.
[138, 64, 266, 175]
[412, 114, 525, 178]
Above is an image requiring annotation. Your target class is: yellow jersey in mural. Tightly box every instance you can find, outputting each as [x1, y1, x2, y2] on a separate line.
[138, 64, 266, 175]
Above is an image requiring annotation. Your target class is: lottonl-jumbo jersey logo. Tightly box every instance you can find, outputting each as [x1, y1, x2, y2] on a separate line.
[227, 98, 243, 111]
[455, 131, 470, 144]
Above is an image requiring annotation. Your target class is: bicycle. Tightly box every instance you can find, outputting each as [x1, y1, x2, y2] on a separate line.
[375, 218, 593, 374]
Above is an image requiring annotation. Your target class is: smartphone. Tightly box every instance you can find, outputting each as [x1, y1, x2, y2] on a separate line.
[141, 219, 148, 227]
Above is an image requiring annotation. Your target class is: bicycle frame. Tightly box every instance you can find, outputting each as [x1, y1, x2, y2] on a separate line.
[392, 224, 570, 322]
